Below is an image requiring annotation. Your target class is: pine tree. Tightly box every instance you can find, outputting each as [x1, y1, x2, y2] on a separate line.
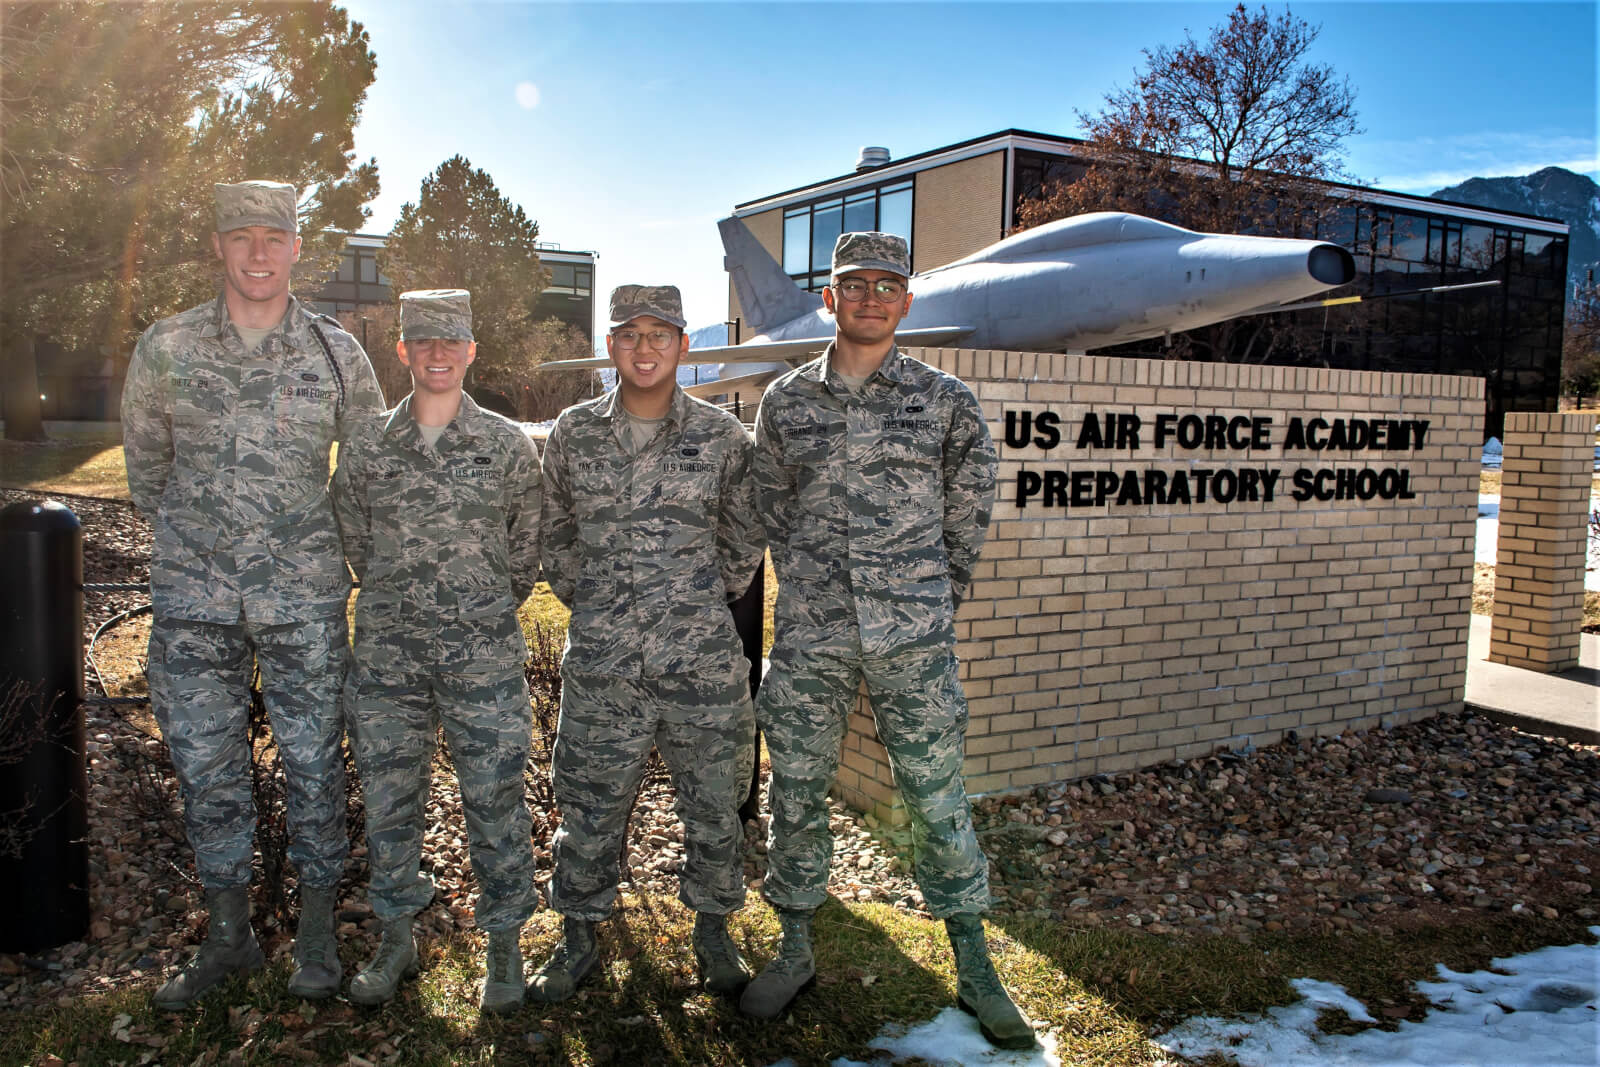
[0, 1, 379, 440]
[380, 157, 559, 400]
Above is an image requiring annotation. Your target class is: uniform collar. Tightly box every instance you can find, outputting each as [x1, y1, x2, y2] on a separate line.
[593, 384, 689, 430]
[383, 391, 490, 446]
[199, 290, 308, 346]
[808, 342, 905, 392]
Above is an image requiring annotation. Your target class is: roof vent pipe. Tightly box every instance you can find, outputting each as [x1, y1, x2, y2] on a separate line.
[856, 146, 890, 171]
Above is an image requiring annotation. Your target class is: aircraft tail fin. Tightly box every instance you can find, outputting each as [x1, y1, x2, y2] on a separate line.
[719, 216, 822, 335]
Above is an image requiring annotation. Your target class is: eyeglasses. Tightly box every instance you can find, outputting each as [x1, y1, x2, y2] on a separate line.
[833, 278, 907, 303]
[612, 327, 679, 351]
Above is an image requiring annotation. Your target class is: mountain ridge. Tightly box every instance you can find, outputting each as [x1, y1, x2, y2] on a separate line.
[1430, 166, 1599, 293]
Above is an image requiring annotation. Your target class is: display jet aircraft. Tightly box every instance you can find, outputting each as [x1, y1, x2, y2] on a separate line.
[542, 211, 1402, 399]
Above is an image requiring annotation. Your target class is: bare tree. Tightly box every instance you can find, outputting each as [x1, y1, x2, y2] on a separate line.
[336, 304, 408, 406]
[493, 317, 602, 422]
[1564, 280, 1600, 401]
[1015, 4, 1362, 363]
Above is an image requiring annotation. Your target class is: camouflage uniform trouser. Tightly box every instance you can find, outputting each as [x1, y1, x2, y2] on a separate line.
[758, 642, 989, 918]
[549, 662, 755, 920]
[147, 614, 350, 890]
[346, 660, 538, 933]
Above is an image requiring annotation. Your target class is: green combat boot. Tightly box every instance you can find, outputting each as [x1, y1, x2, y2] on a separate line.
[527, 917, 598, 1003]
[692, 911, 751, 996]
[480, 927, 525, 1015]
[287, 884, 341, 1000]
[152, 887, 264, 1010]
[945, 914, 1035, 1050]
[349, 920, 419, 1006]
[738, 908, 815, 1019]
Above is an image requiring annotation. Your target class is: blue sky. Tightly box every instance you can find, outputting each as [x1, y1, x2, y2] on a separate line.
[340, 0, 1598, 331]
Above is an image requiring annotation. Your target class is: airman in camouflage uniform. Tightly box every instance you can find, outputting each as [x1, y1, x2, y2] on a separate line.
[740, 233, 1034, 1049]
[331, 289, 542, 1014]
[121, 181, 385, 1009]
[531, 284, 764, 1002]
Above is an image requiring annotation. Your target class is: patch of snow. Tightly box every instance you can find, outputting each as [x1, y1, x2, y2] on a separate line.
[1155, 927, 1599, 1067]
[768, 931, 1598, 1067]
[830, 1007, 1062, 1067]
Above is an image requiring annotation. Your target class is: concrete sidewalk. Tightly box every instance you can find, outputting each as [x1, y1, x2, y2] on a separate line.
[1465, 614, 1599, 744]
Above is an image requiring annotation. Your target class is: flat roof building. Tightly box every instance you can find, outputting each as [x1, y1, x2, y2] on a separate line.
[728, 130, 1570, 434]
[310, 235, 598, 344]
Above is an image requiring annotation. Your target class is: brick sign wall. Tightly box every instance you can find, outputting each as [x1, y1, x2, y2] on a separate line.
[834, 349, 1484, 819]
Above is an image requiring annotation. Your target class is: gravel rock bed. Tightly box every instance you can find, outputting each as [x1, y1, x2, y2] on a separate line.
[2, 488, 1595, 1016]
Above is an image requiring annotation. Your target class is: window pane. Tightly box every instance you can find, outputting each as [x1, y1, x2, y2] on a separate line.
[551, 264, 575, 288]
[359, 254, 378, 283]
[1392, 216, 1426, 264]
[575, 268, 592, 292]
[879, 188, 912, 251]
[784, 211, 810, 274]
[811, 199, 843, 273]
[843, 194, 874, 234]
[337, 251, 356, 282]
[1461, 225, 1496, 272]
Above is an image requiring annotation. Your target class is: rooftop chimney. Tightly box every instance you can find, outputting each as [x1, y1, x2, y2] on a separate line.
[856, 146, 891, 171]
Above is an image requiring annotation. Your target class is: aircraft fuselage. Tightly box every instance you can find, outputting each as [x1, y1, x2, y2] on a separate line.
[744, 214, 1354, 354]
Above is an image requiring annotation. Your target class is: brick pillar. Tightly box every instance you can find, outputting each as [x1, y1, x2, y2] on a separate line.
[1489, 412, 1594, 672]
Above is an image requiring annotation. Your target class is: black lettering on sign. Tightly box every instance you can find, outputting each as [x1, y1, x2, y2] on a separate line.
[1013, 468, 1285, 508]
[1075, 412, 1143, 449]
[1284, 418, 1430, 452]
[1004, 410, 1061, 450]
[1290, 467, 1416, 501]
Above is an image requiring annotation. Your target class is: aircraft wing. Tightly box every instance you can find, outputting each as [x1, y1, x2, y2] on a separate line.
[540, 356, 621, 370]
[537, 325, 974, 371]
[1242, 279, 1502, 317]
[683, 367, 785, 400]
[692, 326, 974, 365]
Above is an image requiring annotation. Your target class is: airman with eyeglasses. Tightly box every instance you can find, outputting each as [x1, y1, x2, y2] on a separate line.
[532, 284, 764, 1004]
[743, 234, 1032, 1049]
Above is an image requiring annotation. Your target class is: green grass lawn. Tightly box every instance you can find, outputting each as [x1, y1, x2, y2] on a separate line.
[0, 420, 130, 499]
[2, 901, 1589, 1065]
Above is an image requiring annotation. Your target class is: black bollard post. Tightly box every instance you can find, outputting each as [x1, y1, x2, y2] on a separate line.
[0, 499, 89, 953]
[730, 559, 765, 823]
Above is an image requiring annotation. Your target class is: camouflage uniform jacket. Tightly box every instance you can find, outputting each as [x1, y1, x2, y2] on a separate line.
[121, 293, 384, 625]
[540, 385, 764, 680]
[332, 393, 542, 671]
[752, 344, 997, 658]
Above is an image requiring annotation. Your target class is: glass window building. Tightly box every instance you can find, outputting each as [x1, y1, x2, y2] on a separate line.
[731, 131, 1570, 435]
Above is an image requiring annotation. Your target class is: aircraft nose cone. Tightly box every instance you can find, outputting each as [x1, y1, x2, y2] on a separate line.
[1308, 244, 1356, 286]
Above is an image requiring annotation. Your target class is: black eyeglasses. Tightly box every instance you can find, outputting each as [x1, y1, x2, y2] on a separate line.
[612, 327, 678, 351]
[833, 278, 907, 303]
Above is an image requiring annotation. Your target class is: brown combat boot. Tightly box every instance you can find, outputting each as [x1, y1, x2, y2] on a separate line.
[152, 887, 264, 1010]
[480, 926, 525, 1014]
[692, 911, 751, 996]
[527, 917, 598, 1003]
[945, 913, 1035, 1049]
[349, 919, 419, 1006]
[738, 908, 815, 1019]
[287, 883, 341, 1000]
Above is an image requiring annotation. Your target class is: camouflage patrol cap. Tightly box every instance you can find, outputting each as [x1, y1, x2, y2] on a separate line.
[399, 289, 474, 341]
[832, 231, 910, 279]
[214, 181, 298, 233]
[609, 285, 687, 330]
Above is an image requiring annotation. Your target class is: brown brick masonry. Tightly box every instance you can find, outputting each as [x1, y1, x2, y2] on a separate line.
[833, 349, 1483, 822]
